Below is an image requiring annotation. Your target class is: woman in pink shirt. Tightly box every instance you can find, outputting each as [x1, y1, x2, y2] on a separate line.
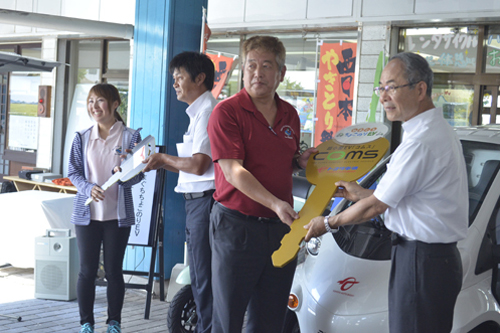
[68, 84, 143, 333]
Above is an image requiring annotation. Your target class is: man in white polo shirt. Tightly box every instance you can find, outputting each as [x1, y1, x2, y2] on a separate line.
[304, 52, 468, 333]
[142, 51, 217, 333]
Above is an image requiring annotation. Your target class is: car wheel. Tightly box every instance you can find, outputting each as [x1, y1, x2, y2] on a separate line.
[167, 285, 197, 333]
[282, 309, 300, 333]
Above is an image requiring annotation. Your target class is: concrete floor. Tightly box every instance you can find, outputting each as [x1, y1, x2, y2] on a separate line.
[0, 265, 170, 333]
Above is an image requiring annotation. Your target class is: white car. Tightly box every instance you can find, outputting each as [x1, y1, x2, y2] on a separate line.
[285, 126, 500, 333]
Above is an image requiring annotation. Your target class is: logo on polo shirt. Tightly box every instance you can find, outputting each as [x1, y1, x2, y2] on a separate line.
[280, 125, 295, 139]
[114, 146, 123, 155]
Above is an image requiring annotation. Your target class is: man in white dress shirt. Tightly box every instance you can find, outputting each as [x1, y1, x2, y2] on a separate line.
[304, 52, 468, 333]
[143, 51, 217, 333]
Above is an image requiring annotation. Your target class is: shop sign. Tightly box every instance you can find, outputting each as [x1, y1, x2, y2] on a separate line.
[405, 33, 478, 70]
[315, 42, 356, 145]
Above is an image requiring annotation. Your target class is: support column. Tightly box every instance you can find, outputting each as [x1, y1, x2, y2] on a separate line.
[129, 0, 207, 278]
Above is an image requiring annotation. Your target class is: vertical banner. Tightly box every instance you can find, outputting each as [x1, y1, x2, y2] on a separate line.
[315, 42, 357, 145]
[207, 54, 234, 99]
[202, 22, 211, 53]
[200, 7, 211, 53]
[367, 51, 384, 123]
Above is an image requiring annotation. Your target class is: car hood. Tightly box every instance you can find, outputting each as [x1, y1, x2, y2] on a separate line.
[298, 233, 391, 316]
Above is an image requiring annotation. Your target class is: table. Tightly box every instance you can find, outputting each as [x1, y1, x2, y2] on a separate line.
[3, 176, 77, 194]
[0, 190, 75, 268]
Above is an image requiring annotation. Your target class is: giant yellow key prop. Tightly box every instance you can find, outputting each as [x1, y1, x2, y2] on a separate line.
[272, 123, 390, 267]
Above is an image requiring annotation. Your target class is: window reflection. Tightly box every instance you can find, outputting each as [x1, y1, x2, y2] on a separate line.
[433, 84, 473, 127]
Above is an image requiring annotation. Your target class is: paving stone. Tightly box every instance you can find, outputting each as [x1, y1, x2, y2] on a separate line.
[0, 267, 169, 332]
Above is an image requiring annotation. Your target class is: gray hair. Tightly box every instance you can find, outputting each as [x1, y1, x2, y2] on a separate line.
[390, 52, 433, 97]
[242, 36, 286, 71]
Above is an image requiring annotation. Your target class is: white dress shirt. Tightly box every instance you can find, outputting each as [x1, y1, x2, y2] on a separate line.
[374, 107, 468, 243]
[175, 90, 217, 193]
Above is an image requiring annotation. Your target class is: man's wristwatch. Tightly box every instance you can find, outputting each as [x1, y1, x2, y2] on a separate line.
[294, 157, 305, 170]
[324, 216, 339, 234]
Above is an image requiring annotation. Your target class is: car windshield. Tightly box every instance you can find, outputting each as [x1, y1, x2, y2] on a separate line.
[333, 139, 500, 261]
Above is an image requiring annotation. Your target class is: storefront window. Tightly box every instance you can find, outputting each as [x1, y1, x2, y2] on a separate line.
[276, 36, 317, 150]
[105, 40, 131, 123]
[433, 84, 474, 126]
[77, 40, 101, 84]
[107, 79, 129, 124]
[404, 27, 478, 73]
[277, 33, 357, 149]
[206, 37, 241, 100]
[485, 27, 500, 74]
[8, 45, 42, 151]
[482, 86, 500, 124]
[107, 41, 130, 71]
[8, 73, 40, 150]
[207, 31, 358, 150]
[401, 27, 483, 126]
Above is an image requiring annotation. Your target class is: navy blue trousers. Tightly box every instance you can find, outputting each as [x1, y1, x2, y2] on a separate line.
[389, 236, 462, 333]
[210, 202, 297, 333]
[185, 194, 214, 333]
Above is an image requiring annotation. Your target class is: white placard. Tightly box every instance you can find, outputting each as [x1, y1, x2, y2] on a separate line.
[129, 169, 158, 245]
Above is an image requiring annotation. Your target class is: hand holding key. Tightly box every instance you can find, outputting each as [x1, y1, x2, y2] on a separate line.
[272, 124, 389, 267]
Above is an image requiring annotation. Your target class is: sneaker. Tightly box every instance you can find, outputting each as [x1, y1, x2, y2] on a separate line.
[79, 323, 94, 333]
[107, 320, 121, 333]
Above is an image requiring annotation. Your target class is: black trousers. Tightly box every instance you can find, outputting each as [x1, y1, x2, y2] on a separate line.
[75, 220, 131, 326]
[389, 235, 462, 333]
[209, 202, 297, 333]
[185, 193, 214, 333]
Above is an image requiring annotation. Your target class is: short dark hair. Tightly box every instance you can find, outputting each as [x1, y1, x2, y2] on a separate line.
[169, 51, 215, 91]
[390, 52, 434, 97]
[87, 83, 124, 123]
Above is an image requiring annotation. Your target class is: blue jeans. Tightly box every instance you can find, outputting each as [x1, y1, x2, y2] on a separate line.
[75, 220, 130, 325]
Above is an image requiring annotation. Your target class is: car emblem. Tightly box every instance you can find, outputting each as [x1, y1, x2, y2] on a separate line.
[337, 277, 359, 291]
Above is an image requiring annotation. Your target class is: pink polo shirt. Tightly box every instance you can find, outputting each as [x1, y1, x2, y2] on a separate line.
[87, 121, 124, 221]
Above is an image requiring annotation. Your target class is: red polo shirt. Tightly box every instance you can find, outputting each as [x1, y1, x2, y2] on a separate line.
[208, 89, 300, 218]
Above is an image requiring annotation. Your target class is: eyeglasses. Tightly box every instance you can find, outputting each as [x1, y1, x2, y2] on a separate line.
[373, 82, 415, 96]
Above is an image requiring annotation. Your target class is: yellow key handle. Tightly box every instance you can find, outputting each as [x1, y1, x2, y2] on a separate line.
[272, 137, 390, 267]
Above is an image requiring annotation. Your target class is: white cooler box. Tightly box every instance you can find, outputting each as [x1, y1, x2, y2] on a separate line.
[35, 229, 79, 301]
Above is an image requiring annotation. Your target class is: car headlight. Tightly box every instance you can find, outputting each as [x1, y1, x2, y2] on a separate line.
[306, 237, 321, 256]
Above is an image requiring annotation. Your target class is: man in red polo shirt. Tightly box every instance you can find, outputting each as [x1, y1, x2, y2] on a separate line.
[207, 35, 316, 333]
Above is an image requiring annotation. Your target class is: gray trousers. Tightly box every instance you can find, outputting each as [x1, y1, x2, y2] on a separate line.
[389, 235, 462, 333]
[185, 193, 214, 333]
[210, 202, 297, 333]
